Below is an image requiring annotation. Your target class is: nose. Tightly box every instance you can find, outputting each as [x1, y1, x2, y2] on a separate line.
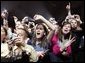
[72, 23, 75, 25]
[65, 27, 68, 30]
[37, 30, 40, 32]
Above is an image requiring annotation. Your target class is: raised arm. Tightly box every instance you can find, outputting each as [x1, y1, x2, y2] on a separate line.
[33, 14, 55, 30]
[60, 37, 76, 52]
[13, 16, 18, 24]
[66, 2, 71, 16]
[33, 14, 57, 41]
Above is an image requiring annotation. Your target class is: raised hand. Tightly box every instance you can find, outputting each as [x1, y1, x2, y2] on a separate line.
[33, 14, 44, 20]
[60, 37, 76, 52]
[13, 16, 18, 23]
[66, 2, 70, 10]
[22, 16, 28, 22]
[14, 37, 25, 47]
[34, 14, 55, 30]
[64, 37, 76, 48]
[73, 14, 82, 24]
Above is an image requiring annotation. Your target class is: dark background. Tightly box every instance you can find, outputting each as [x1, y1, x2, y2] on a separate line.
[1, 1, 84, 62]
[1, 1, 84, 25]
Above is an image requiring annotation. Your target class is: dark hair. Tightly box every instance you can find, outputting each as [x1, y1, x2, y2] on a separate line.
[37, 23, 48, 36]
[61, 21, 72, 29]
[59, 22, 72, 41]
[32, 23, 49, 48]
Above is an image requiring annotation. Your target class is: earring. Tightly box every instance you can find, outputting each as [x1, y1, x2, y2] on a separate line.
[44, 33, 46, 35]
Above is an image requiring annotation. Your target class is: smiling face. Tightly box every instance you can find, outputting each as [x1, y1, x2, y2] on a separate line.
[62, 24, 71, 34]
[36, 24, 45, 39]
[70, 19, 77, 29]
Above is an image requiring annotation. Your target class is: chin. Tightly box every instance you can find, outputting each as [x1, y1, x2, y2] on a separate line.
[36, 36, 41, 39]
[72, 26, 76, 28]
[63, 32, 69, 34]
[72, 27, 76, 29]
[36, 36, 42, 39]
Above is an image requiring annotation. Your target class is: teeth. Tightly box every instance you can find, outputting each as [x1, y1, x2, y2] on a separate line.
[37, 33, 40, 35]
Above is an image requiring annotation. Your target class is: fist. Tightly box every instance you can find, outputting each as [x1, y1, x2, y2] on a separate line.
[33, 14, 44, 20]
[66, 2, 70, 10]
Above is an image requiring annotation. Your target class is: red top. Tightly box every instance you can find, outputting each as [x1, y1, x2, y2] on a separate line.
[51, 34, 71, 56]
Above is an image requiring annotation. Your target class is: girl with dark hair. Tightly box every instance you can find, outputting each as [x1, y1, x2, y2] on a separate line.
[31, 14, 55, 62]
[65, 3, 84, 62]
[50, 22, 76, 62]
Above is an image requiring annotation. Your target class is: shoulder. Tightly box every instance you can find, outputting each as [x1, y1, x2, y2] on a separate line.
[1, 43, 8, 46]
[76, 27, 82, 31]
[25, 44, 35, 51]
[27, 39, 32, 45]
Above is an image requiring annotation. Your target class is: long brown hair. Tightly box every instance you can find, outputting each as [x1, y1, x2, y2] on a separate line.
[32, 23, 49, 48]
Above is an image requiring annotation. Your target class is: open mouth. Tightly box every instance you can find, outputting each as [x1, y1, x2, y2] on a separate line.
[64, 30, 68, 32]
[37, 33, 40, 35]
